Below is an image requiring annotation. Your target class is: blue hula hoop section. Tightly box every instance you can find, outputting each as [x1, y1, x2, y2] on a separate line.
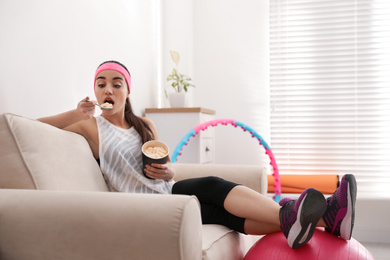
[171, 119, 281, 202]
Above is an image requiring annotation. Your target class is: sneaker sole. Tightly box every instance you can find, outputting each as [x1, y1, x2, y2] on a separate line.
[288, 189, 326, 249]
[340, 174, 357, 240]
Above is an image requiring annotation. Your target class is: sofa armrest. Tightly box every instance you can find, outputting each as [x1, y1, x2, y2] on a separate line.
[0, 189, 202, 260]
[172, 164, 268, 195]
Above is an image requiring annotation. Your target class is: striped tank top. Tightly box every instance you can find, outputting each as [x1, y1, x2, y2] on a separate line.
[96, 116, 174, 194]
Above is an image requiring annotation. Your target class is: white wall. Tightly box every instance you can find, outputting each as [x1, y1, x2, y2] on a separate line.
[0, 0, 161, 118]
[160, 0, 270, 166]
[354, 196, 390, 243]
[192, 0, 270, 165]
[161, 0, 194, 107]
[1, 0, 269, 166]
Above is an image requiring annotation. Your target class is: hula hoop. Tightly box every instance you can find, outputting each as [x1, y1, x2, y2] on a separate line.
[171, 119, 281, 202]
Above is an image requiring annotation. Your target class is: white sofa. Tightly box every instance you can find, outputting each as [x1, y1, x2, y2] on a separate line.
[0, 113, 268, 260]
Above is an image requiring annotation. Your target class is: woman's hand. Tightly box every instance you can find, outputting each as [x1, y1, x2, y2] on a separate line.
[145, 162, 175, 181]
[76, 97, 96, 120]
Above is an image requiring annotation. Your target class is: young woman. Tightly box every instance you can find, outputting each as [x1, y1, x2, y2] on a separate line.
[38, 61, 357, 249]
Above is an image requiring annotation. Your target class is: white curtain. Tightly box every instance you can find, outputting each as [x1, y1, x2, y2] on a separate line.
[269, 0, 390, 196]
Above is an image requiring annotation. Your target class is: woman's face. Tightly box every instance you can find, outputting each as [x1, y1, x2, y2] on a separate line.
[94, 70, 129, 114]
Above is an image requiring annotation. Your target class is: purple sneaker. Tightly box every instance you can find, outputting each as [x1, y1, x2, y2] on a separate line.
[323, 174, 357, 240]
[279, 188, 326, 249]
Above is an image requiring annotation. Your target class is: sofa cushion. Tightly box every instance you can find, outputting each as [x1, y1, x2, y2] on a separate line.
[0, 189, 202, 260]
[173, 163, 268, 195]
[202, 224, 262, 260]
[0, 113, 108, 191]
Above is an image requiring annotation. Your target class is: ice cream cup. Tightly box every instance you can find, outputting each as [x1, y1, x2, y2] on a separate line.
[141, 140, 169, 179]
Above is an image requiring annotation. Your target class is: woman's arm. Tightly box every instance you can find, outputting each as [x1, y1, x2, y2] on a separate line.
[63, 118, 100, 159]
[37, 97, 96, 129]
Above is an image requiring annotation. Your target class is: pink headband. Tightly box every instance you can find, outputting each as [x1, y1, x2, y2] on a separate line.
[94, 62, 131, 93]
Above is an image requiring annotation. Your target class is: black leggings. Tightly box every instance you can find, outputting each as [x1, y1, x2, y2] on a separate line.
[172, 176, 246, 234]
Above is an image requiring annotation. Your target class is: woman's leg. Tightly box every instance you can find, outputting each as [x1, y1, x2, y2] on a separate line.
[172, 177, 248, 233]
[172, 176, 240, 207]
[173, 179, 282, 235]
[223, 185, 281, 225]
[244, 219, 281, 235]
[172, 176, 327, 249]
[218, 181, 328, 249]
[198, 203, 246, 233]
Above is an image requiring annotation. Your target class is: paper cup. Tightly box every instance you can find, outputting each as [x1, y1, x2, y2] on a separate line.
[141, 140, 169, 179]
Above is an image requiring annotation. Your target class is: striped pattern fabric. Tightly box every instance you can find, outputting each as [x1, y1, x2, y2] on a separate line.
[96, 116, 174, 194]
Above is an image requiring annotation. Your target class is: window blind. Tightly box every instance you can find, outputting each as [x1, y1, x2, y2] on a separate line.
[269, 0, 390, 196]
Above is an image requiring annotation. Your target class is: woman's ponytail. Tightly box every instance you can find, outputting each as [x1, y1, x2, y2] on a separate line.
[124, 98, 154, 144]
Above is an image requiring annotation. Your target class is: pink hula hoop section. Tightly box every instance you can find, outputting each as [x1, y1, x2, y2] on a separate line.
[171, 119, 282, 202]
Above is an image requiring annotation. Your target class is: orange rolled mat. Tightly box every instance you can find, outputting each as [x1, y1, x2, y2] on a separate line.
[268, 174, 339, 194]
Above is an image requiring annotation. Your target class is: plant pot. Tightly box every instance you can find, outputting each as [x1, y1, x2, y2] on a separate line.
[169, 92, 189, 108]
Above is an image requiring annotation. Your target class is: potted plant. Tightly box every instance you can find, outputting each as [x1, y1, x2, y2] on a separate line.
[166, 51, 195, 107]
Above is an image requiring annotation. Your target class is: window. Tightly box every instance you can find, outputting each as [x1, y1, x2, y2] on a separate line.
[269, 0, 390, 196]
